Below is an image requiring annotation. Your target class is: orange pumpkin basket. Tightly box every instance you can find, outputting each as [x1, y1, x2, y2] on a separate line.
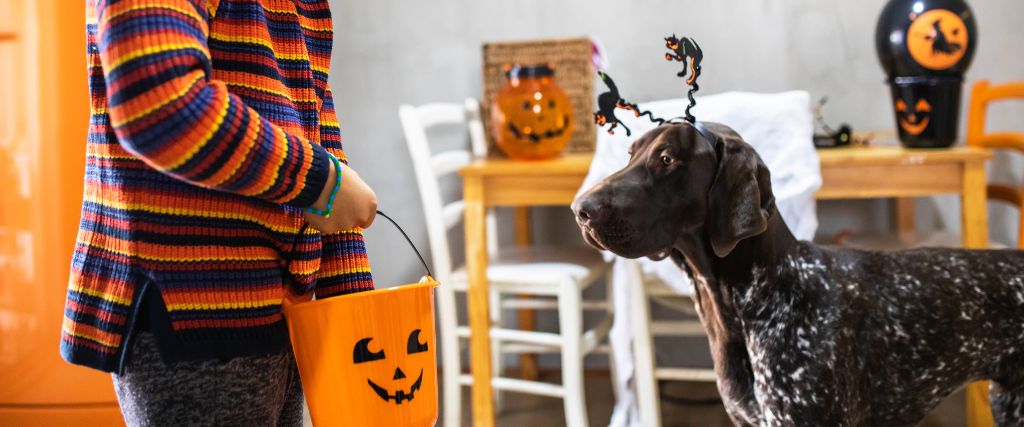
[283, 212, 439, 427]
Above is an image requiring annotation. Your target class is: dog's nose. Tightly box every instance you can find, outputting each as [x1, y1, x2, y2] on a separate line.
[573, 197, 607, 226]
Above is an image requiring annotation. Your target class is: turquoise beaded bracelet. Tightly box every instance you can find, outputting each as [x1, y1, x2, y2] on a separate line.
[305, 153, 342, 218]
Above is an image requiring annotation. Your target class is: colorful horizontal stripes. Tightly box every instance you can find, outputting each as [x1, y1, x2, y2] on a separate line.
[62, 0, 373, 373]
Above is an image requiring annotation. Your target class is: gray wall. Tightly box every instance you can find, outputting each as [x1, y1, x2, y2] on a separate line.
[329, 0, 1024, 288]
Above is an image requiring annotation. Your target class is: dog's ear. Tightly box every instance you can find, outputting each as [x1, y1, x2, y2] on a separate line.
[706, 131, 775, 258]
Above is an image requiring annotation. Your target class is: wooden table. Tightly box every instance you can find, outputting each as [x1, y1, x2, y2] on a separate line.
[459, 145, 993, 427]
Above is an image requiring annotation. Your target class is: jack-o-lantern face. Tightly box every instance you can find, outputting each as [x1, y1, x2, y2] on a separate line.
[506, 97, 571, 143]
[286, 280, 438, 426]
[353, 329, 430, 404]
[491, 65, 575, 160]
[907, 9, 969, 70]
[895, 98, 931, 135]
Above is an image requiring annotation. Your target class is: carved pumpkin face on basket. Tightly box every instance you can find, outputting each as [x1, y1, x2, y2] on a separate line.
[895, 98, 932, 136]
[491, 64, 574, 160]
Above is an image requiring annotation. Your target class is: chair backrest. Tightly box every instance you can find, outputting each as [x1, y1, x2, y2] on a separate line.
[966, 80, 1024, 247]
[399, 99, 496, 282]
[967, 80, 1024, 151]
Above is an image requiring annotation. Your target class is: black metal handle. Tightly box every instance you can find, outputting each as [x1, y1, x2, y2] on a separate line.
[284, 210, 433, 288]
[374, 210, 433, 278]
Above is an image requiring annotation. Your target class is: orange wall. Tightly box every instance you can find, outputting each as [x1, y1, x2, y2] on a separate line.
[0, 1, 122, 424]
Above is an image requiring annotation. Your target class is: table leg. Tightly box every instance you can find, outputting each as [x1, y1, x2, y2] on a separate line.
[513, 207, 539, 381]
[465, 176, 495, 427]
[896, 198, 916, 243]
[962, 161, 993, 427]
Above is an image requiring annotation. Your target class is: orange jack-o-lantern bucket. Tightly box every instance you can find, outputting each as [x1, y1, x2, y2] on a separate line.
[283, 212, 439, 426]
[875, 0, 977, 147]
[490, 64, 574, 160]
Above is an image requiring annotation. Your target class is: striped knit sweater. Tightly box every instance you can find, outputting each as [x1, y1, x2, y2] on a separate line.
[62, 0, 373, 373]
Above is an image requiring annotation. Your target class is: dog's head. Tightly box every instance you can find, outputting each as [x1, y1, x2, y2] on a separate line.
[571, 122, 775, 260]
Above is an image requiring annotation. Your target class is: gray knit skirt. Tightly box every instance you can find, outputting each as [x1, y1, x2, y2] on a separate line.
[112, 332, 304, 427]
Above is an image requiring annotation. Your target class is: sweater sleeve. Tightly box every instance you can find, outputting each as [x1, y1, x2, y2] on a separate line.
[95, 0, 331, 208]
[314, 85, 374, 298]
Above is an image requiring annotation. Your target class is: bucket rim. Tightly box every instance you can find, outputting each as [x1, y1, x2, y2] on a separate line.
[283, 278, 438, 314]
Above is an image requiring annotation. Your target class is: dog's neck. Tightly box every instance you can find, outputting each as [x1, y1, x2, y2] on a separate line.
[671, 210, 799, 335]
[669, 210, 799, 423]
[717, 211, 800, 285]
[674, 209, 798, 284]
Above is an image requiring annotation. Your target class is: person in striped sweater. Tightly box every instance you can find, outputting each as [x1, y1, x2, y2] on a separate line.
[63, 0, 378, 424]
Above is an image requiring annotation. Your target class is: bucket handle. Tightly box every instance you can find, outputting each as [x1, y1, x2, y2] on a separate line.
[284, 210, 433, 293]
[373, 210, 433, 278]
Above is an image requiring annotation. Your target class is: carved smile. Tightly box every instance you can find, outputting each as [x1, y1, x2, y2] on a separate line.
[895, 99, 931, 136]
[367, 369, 424, 404]
[507, 116, 570, 143]
[899, 116, 929, 135]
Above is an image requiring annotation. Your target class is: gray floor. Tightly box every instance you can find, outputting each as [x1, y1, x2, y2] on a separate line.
[300, 366, 968, 426]
[441, 370, 967, 427]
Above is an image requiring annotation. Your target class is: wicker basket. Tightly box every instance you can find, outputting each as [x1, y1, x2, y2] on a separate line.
[482, 37, 596, 157]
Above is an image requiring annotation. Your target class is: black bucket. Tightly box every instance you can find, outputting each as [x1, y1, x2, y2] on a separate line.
[888, 76, 962, 148]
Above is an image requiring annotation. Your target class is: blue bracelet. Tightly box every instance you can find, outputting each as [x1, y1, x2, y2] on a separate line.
[305, 153, 342, 218]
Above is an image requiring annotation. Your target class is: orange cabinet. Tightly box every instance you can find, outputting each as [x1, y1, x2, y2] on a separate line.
[0, 1, 122, 425]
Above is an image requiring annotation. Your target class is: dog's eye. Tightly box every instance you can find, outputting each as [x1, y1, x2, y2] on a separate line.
[661, 155, 674, 165]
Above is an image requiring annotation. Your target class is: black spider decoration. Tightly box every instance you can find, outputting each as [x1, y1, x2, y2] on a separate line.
[593, 34, 704, 135]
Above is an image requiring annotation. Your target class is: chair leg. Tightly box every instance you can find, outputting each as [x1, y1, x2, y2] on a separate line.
[605, 272, 619, 401]
[490, 288, 504, 413]
[438, 287, 463, 427]
[629, 261, 662, 427]
[558, 280, 589, 427]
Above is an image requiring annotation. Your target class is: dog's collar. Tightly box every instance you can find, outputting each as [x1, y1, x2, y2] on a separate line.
[692, 121, 721, 161]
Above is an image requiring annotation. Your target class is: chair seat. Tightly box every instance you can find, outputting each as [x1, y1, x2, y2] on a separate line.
[449, 245, 607, 292]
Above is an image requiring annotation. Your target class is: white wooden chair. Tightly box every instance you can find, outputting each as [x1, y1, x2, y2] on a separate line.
[624, 260, 717, 427]
[399, 100, 613, 427]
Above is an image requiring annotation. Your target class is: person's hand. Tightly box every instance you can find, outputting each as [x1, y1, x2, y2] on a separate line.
[303, 161, 377, 233]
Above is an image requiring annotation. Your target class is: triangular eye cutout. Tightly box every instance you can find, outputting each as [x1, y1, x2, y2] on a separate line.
[407, 329, 429, 354]
[353, 338, 386, 363]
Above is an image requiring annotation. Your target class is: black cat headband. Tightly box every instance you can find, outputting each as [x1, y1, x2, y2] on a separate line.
[593, 34, 705, 138]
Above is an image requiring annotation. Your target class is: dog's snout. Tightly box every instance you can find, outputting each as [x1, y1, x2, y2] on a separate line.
[573, 196, 607, 225]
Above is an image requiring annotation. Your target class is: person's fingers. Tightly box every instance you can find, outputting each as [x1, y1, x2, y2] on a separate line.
[365, 199, 378, 228]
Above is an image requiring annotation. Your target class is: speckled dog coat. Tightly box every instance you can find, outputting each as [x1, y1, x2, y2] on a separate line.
[572, 122, 1024, 426]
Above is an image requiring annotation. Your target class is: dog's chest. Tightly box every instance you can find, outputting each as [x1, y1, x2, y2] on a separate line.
[740, 261, 849, 423]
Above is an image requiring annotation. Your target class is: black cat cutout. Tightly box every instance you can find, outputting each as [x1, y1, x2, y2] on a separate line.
[664, 34, 703, 123]
[593, 34, 704, 134]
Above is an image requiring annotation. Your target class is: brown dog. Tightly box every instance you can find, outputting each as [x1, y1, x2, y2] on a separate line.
[572, 122, 1024, 426]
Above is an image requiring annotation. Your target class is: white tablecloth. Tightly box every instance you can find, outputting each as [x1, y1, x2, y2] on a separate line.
[576, 91, 821, 426]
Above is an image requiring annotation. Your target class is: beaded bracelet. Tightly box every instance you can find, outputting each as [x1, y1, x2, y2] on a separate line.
[305, 152, 342, 218]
